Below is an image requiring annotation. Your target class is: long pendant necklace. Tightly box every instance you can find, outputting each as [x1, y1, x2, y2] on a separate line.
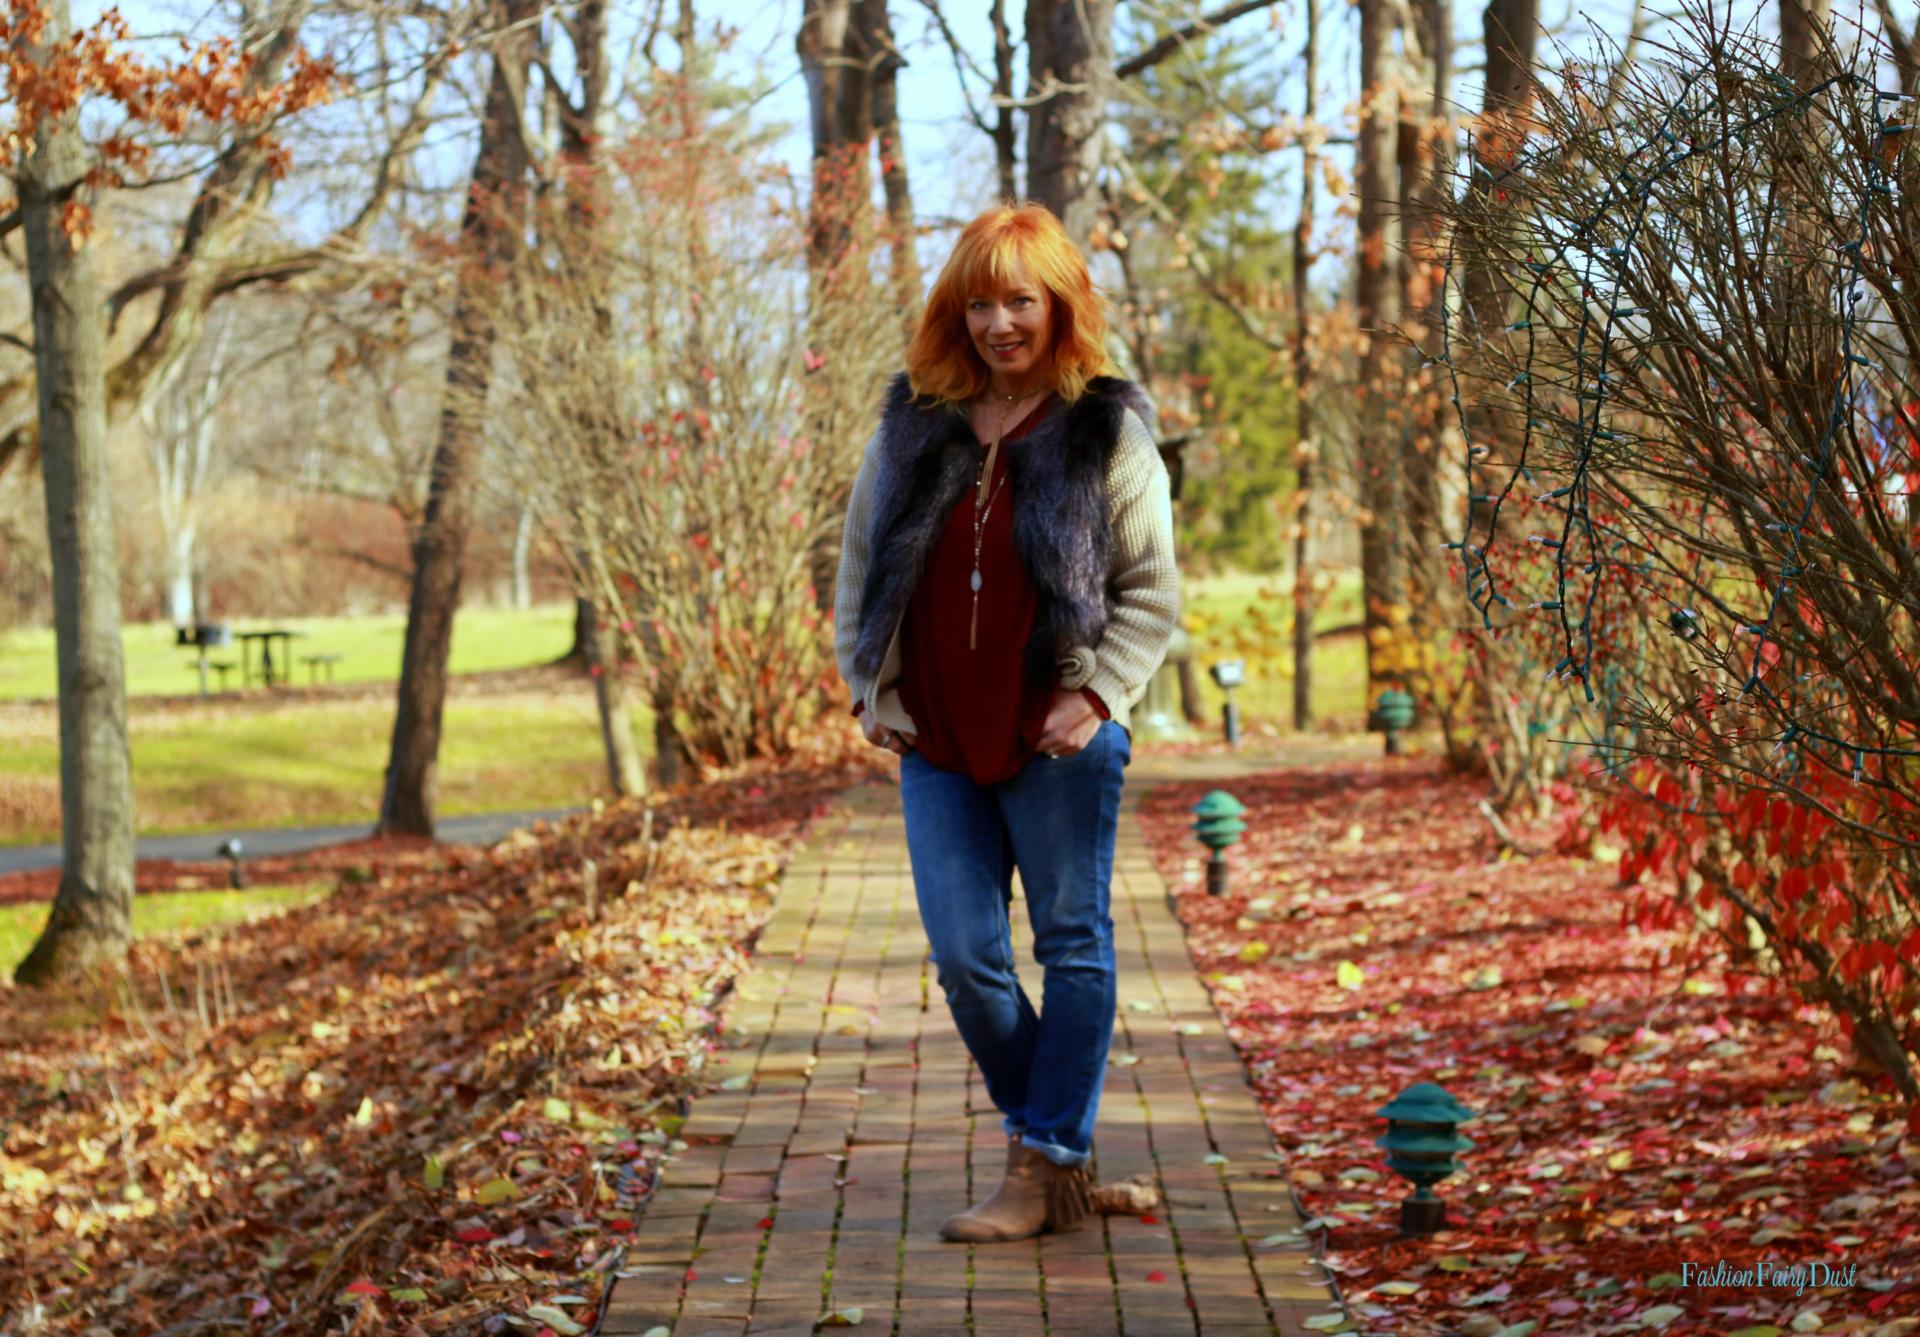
[969, 448, 1007, 650]
[969, 385, 1041, 650]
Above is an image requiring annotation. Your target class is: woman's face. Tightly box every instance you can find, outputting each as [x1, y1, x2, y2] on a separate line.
[965, 257, 1052, 386]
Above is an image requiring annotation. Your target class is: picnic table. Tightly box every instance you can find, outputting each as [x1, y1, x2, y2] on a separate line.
[234, 629, 302, 688]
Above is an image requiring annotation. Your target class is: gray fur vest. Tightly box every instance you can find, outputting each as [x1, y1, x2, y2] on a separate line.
[850, 371, 1156, 690]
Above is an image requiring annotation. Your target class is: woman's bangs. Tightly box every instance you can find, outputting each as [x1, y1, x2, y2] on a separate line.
[950, 231, 1029, 300]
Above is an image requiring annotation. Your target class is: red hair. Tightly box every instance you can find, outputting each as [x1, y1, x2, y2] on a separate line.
[904, 203, 1118, 408]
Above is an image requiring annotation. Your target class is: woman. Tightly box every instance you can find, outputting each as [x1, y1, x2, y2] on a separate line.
[833, 203, 1179, 1242]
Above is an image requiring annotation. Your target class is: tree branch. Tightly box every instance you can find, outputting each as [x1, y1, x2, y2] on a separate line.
[1114, 0, 1285, 79]
[1105, 142, 1290, 353]
[910, 0, 999, 138]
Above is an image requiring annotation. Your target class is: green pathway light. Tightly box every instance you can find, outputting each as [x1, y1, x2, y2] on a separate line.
[1375, 1082, 1475, 1235]
[1371, 688, 1416, 756]
[1190, 790, 1246, 897]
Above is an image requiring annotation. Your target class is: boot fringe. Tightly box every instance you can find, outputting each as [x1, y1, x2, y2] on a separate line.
[1045, 1162, 1095, 1232]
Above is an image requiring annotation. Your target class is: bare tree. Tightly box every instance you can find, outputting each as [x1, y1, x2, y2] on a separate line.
[11, 0, 135, 986]
[1292, 0, 1321, 731]
[0, 1, 447, 487]
[139, 316, 238, 628]
[1356, 0, 1408, 718]
[380, 0, 540, 838]
[483, 113, 894, 773]
[1440, 13, 1920, 1094]
[1025, 0, 1118, 244]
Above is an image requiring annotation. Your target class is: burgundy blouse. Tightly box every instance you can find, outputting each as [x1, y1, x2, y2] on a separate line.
[888, 396, 1109, 783]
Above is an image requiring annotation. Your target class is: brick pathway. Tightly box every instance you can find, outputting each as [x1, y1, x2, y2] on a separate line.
[602, 768, 1343, 1337]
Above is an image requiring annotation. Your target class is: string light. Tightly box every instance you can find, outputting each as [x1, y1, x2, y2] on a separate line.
[1435, 50, 1916, 761]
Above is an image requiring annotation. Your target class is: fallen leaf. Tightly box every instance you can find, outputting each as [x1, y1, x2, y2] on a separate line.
[526, 1306, 586, 1336]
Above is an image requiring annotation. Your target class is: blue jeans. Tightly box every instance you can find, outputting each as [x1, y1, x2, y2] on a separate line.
[897, 720, 1132, 1168]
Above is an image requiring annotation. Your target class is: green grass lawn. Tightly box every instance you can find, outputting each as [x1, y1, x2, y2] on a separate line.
[0, 687, 645, 847]
[0, 884, 329, 976]
[0, 574, 1373, 846]
[1180, 567, 1369, 728]
[0, 604, 580, 702]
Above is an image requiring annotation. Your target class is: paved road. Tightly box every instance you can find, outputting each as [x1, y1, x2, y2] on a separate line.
[0, 808, 584, 876]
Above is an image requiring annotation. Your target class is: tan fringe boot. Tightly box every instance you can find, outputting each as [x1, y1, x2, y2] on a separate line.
[940, 1139, 1050, 1242]
[940, 1140, 1099, 1242]
[1043, 1160, 1096, 1234]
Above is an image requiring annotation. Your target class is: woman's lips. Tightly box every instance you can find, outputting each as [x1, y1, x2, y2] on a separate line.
[989, 342, 1024, 359]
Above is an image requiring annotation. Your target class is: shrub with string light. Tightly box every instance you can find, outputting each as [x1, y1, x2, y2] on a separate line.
[1435, 6, 1920, 1099]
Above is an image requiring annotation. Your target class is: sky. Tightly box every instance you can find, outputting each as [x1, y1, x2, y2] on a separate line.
[77, 0, 1920, 284]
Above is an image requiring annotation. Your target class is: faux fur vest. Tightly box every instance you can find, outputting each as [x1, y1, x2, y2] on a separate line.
[849, 371, 1157, 690]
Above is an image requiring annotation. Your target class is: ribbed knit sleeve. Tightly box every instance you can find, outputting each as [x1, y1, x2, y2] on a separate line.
[1080, 408, 1180, 718]
[833, 429, 882, 712]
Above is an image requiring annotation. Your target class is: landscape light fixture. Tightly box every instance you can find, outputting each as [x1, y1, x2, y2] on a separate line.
[1370, 688, 1416, 756]
[1190, 790, 1247, 897]
[216, 838, 246, 890]
[1208, 659, 1245, 750]
[1375, 1082, 1475, 1236]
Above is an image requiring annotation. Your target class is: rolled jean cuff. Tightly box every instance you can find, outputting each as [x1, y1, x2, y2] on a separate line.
[1019, 1133, 1090, 1169]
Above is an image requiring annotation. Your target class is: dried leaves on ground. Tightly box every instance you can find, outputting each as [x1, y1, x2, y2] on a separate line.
[1, 725, 884, 1334]
[1140, 757, 1920, 1336]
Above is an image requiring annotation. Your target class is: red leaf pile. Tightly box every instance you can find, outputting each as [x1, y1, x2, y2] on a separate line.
[1140, 756, 1920, 1335]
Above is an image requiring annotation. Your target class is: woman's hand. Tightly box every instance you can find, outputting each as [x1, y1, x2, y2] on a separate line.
[861, 710, 916, 757]
[1035, 689, 1101, 758]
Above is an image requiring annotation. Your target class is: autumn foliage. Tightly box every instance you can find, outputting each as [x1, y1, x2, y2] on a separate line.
[0, 0, 337, 235]
[0, 725, 885, 1332]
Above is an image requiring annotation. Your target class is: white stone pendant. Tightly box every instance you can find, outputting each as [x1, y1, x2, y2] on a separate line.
[970, 569, 983, 593]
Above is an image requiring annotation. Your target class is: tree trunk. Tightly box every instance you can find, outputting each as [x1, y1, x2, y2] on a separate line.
[798, 0, 874, 275]
[991, 0, 1018, 201]
[861, 0, 919, 336]
[1025, 0, 1117, 245]
[379, 0, 537, 838]
[578, 569, 647, 798]
[558, 0, 651, 804]
[1292, 0, 1320, 733]
[511, 502, 534, 610]
[1463, 0, 1538, 338]
[1176, 655, 1207, 726]
[14, 0, 136, 986]
[1356, 0, 1407, 709]
[1780, 0, 1833, 86]
[798, 0, 878, 618]
[1399, 0, 1450, 655]
[166, 523, 198, 627]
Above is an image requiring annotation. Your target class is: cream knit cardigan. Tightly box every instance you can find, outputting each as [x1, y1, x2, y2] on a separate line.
[833, 403, 1180, 740]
